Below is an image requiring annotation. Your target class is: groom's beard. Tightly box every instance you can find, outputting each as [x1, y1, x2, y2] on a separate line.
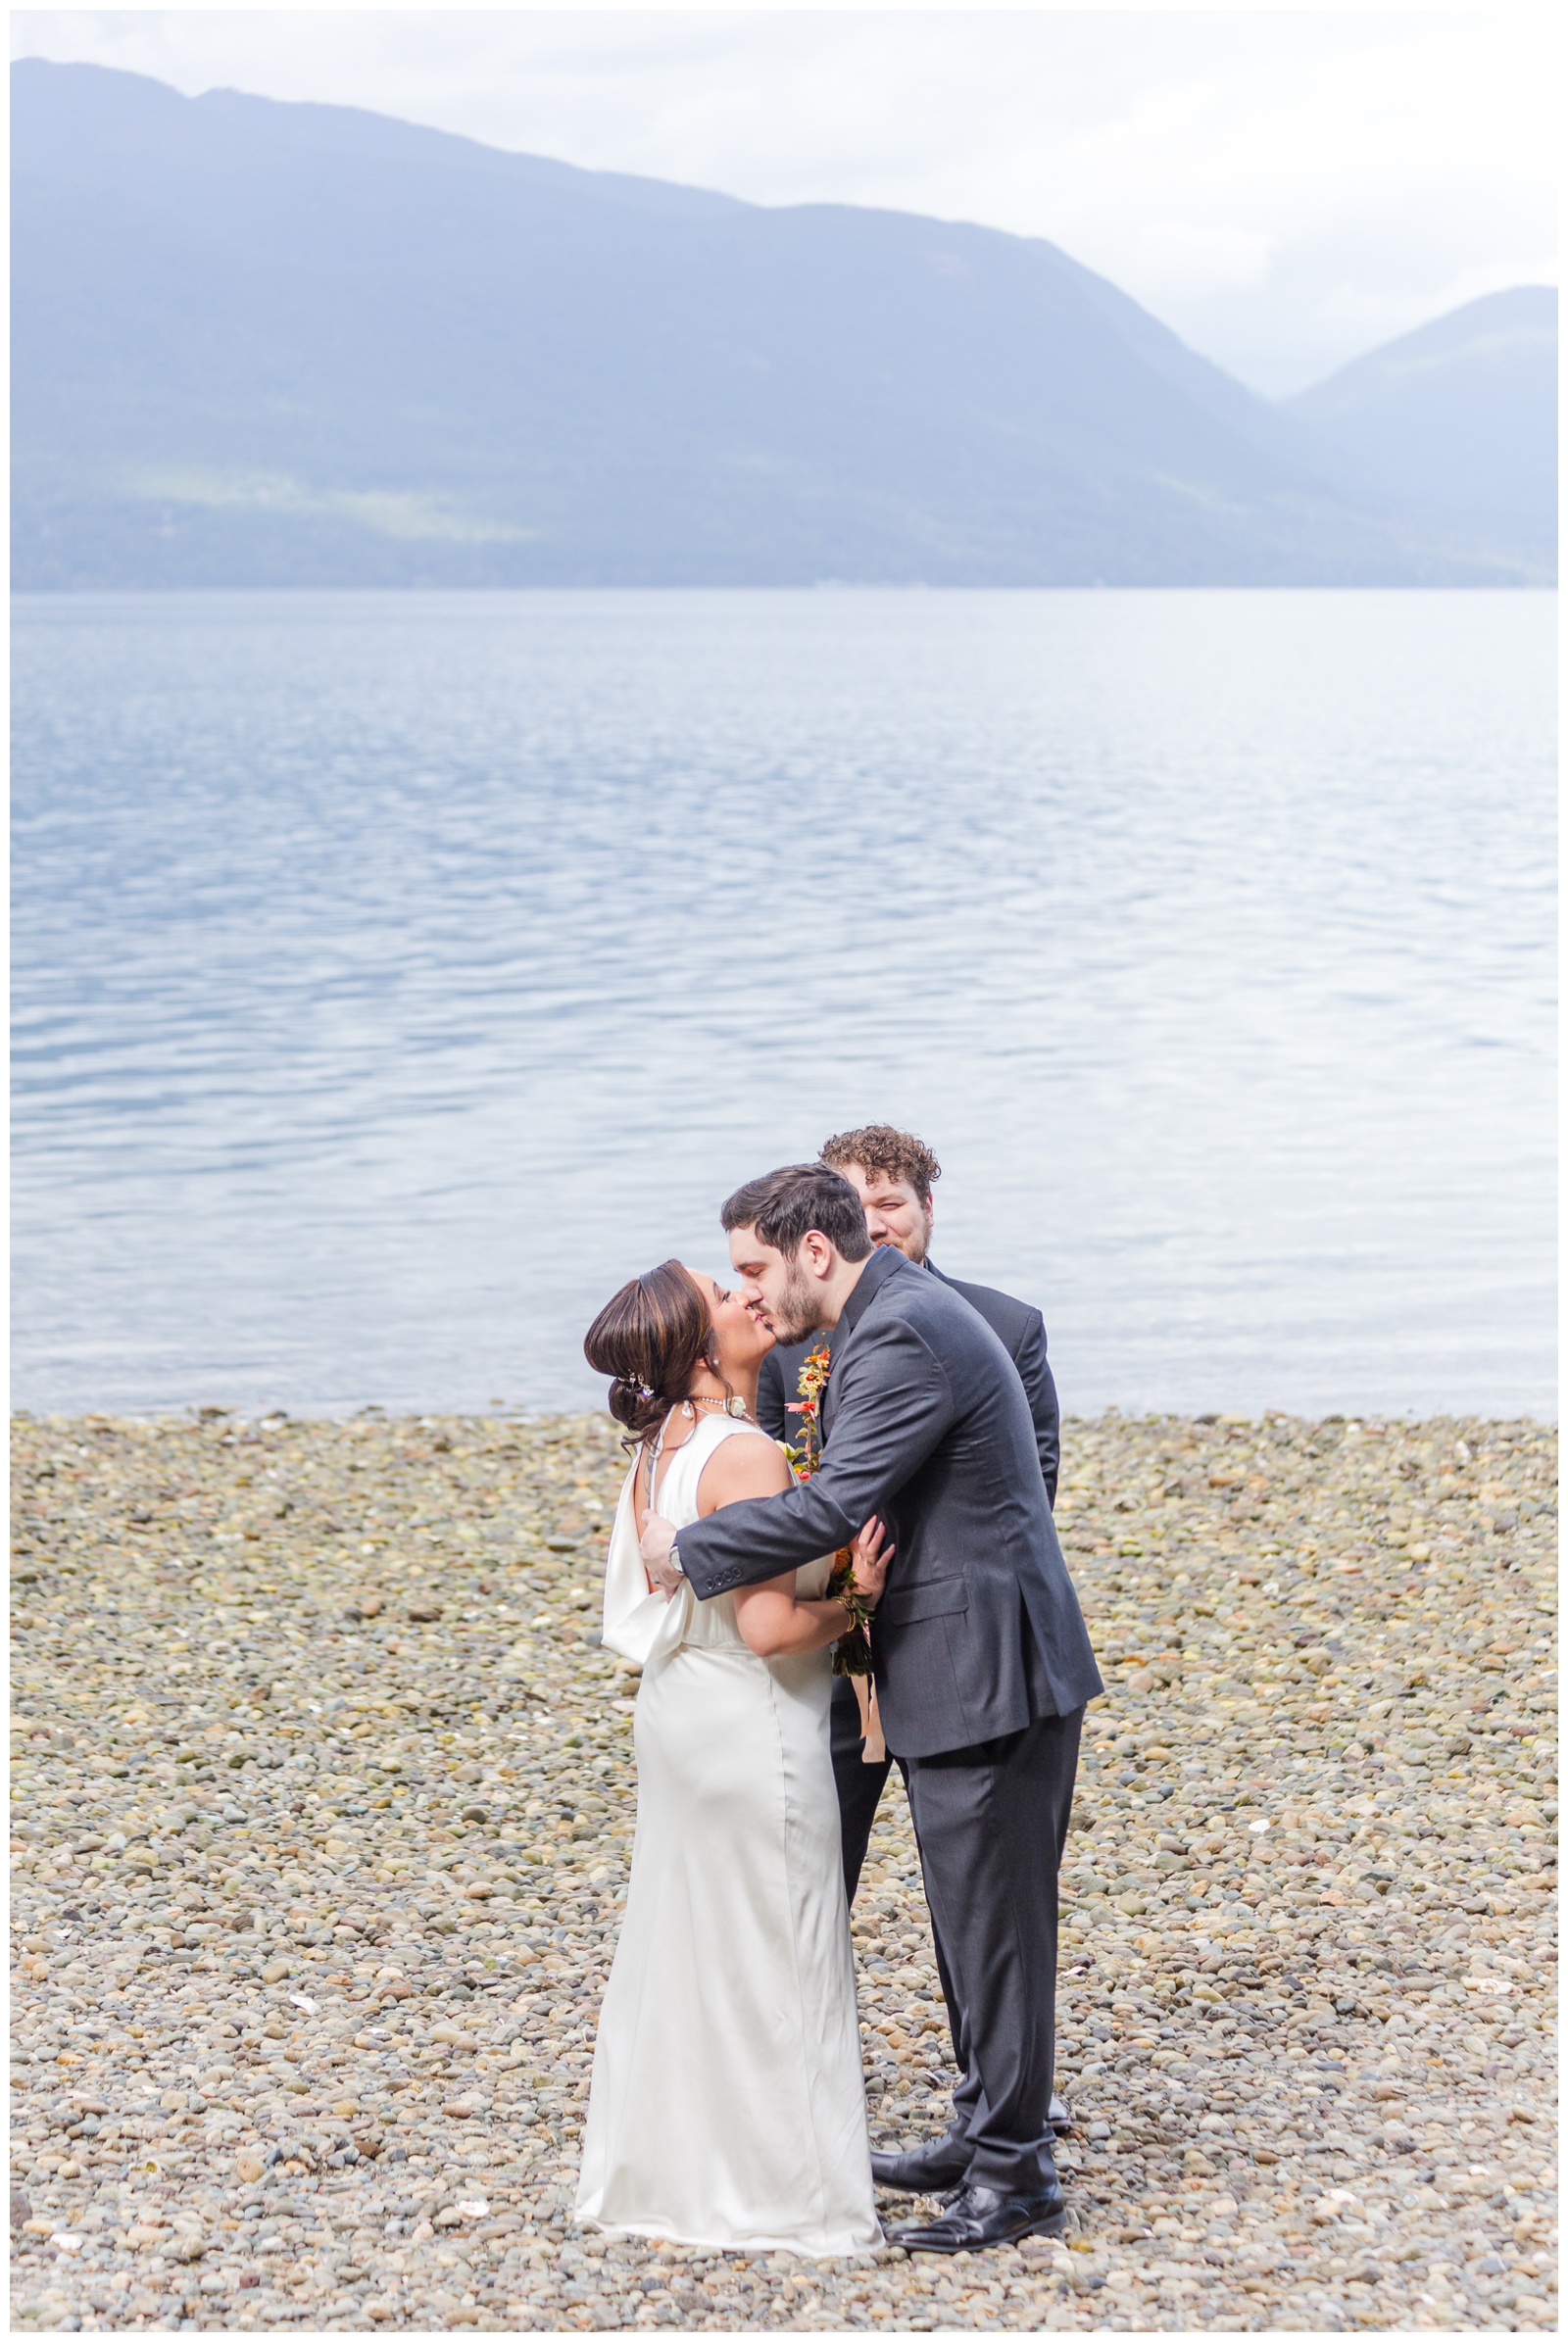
[765, 1256, 828, 1345]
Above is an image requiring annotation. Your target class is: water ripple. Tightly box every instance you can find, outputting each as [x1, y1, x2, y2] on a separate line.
[12, 588, 1556, 1417]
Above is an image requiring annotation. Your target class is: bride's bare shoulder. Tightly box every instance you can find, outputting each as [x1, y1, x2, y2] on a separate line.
[697, 1425, 793, 1513]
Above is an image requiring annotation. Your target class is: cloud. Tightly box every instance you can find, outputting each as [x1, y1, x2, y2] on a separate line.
[1131, 222, 1278, 304]
[11, 9, 1557, 393]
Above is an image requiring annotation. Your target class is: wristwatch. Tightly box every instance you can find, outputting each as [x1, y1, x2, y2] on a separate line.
[668, 1541, 683, 1578]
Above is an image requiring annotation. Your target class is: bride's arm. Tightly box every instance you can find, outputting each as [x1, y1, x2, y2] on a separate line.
[699, 1436, 892, 1658]
[731, 1517, 892, 1656]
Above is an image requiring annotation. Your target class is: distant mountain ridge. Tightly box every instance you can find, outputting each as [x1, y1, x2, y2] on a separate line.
[11, 59, 1556, 587]
[1289, 288, 1556, 558]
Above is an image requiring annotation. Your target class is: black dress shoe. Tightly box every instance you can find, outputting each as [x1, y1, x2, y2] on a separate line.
[891, 2179, 1069, 2254]
[1049, 2092, 1071, 2132]
[870, 2136, 972, 2194]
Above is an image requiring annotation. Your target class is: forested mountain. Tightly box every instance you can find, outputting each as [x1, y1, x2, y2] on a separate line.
[11, 60, 1554, 586]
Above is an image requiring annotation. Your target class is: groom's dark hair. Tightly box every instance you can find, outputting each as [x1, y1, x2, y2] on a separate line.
[721, 1163, 874, 1262]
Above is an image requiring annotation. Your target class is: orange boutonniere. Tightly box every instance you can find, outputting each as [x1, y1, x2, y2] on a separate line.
[784, 1341, 872, 1682]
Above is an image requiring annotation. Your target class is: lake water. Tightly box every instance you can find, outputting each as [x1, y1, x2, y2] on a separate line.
[12, 590, 1556, 1422]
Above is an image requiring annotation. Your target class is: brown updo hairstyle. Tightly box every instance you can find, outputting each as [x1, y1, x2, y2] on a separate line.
[584, 1259, 715, 1445]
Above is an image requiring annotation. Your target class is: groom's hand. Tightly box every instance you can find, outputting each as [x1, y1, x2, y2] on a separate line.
[638, 1509, 685, 1599]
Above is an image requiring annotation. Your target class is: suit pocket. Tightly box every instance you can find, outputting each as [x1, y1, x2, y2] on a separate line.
[879, 1574, 969, 1629]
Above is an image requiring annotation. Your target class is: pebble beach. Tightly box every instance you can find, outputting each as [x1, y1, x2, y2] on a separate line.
[10, 1406, 1557, 2332]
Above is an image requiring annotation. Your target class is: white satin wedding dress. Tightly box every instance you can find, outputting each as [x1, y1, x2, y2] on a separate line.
[574, 1411, 879, 2256]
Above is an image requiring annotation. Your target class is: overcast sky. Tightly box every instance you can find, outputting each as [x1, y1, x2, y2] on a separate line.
[12, 8, 1557, 395]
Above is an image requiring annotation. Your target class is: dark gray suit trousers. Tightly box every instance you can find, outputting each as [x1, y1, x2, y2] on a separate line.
[906, 1706, 1083, 2194]
[836, 1678, 1082, 2194]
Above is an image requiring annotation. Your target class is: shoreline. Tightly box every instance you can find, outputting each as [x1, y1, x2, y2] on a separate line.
[11, 1408, 1557, 2331]
[14, 1400, 1560, 1430]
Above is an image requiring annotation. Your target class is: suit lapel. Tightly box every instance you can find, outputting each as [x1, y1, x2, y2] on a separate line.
[820, 1247, 906, 1447]
[819, 1325, 842, 1448]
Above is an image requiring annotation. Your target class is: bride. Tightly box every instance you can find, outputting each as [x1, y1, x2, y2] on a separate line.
[574, 1258, 891, 2255]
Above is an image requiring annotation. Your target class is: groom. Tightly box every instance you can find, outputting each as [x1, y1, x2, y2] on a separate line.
[639, 1162, 1103, 2253]
[758, 1125, 1073, 2140]
[758, 1124, 1060, 1904]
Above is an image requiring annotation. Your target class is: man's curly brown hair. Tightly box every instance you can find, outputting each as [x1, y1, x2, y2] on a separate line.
[820, 1124, 942, 1205]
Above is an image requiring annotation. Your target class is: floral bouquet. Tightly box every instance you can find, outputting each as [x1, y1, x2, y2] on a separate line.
[785, 1341, 874, 1683]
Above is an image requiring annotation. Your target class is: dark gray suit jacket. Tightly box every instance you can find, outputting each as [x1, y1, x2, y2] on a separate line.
[676, 1247, 1102, 1759]
[758, 1256, 1060, 1503]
